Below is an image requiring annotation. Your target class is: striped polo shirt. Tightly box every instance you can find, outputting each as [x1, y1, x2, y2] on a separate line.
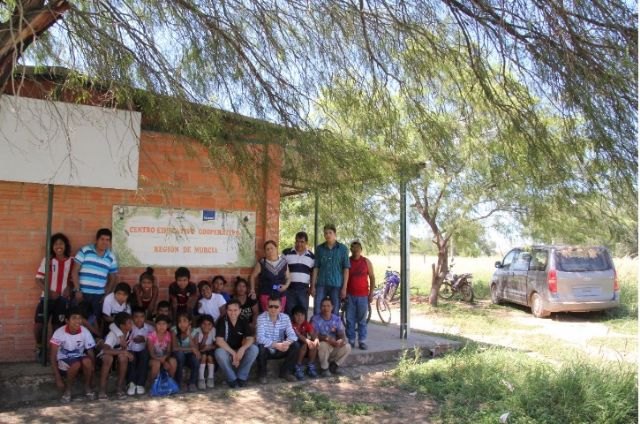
[75, 244, 118, 295]
[282, 248, 315, 285]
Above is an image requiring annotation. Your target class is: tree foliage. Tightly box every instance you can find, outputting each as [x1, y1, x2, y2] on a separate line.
[0, 1, 636, 190]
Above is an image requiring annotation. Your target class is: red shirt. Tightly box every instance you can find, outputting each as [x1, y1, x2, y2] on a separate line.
[292, 321, 314, 338]
[347, 256, 370, 296]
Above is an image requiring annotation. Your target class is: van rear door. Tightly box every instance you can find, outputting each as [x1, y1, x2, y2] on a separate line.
[552, 247, 615, 302]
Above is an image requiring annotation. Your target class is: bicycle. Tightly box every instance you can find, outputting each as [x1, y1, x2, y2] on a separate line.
[340, 269, 400, 326]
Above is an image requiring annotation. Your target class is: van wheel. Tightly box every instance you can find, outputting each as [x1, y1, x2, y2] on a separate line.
[531, 293, 550, 318]
[490, 284, 501, 304]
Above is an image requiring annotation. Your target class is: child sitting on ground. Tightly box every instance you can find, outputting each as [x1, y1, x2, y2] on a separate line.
[49, 306, 96, 403]
[197, 280, 226, 323]
[155, 300, 171, 321]
[98, 312, 133, 400]
[194, 314, 216, 389]
[291, 306, 319, 380]
[126, 307, 154, 395]
[148, 315, 177, 384]
[102, 282, 132, 334]
[172, 312, 201, 392]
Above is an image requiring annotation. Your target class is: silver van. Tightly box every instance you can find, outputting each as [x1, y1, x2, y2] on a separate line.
[490, 245, 619, 317]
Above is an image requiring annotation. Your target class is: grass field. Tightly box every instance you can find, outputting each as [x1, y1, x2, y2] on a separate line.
[367, 254, 638, 423]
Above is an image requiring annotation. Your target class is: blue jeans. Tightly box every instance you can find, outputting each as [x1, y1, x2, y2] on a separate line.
[345, 295, 369, 343]
[286, 284, 310, 316]
[127, 349, 149, 386]
[314, 285, 341, 316]
[174, 350, 199, 386]
[214, 344, 259, 382]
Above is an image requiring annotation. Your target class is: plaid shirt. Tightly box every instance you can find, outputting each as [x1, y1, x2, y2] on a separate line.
[256, 311, 298, 347]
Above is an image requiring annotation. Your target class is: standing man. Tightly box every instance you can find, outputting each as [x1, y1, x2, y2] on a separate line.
[345, 241, 375, 350]
[310, 224, 350, 316]
[256, 294, 300, 383]
[71, 228, 118, 326]
[283, 231, 315, 316]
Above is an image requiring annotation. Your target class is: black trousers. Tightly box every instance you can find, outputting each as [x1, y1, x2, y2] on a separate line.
[257, 341, 300, 377]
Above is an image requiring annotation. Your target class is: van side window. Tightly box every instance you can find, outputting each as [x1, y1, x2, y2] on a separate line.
[529, 250, 548, 271]
[502, 250, 518, 268]
[511, 251, 531, 271]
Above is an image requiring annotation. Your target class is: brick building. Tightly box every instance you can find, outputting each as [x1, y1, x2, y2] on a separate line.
[0, 69, 283, 362]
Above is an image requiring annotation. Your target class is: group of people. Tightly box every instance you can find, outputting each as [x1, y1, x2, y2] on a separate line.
[36, 224, 376, 403]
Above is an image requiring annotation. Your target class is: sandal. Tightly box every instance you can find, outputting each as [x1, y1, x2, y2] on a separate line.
[98, 392, 108, 401]
[116, 390, 127, 400]
[85, 391, 96, 401]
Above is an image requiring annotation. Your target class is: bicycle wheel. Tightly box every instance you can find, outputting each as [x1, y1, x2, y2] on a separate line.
[376, 296, 391, 324]
[438, 281, 455, 300]
[386, 283, 399, 302]
[460, 283, 474, 303]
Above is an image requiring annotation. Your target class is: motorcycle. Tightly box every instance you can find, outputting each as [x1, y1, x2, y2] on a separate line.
[438, 267, 474, 303]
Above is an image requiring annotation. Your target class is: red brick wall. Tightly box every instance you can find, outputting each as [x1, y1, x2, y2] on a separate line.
[0, 130, 281, 362]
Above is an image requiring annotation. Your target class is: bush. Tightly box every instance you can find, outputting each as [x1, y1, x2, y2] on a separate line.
[394, 345, 638, 424]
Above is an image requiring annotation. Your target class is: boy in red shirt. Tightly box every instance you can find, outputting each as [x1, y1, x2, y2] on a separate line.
[291, 306, 318, 379]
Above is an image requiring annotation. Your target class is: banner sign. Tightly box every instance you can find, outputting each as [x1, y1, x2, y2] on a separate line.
[112, 205, 256, 267]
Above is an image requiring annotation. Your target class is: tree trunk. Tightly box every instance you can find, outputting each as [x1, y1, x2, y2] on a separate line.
[0, 1, 70, 93]
[428, 242, 449, 306]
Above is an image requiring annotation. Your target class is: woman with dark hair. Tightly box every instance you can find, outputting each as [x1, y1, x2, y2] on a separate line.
[33, 232, 73, 360]
[249, 240, 291, 313]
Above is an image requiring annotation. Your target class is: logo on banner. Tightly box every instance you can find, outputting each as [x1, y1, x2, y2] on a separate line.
[203, 210, 216, 221]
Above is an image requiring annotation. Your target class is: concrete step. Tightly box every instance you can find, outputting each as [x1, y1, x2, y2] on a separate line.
[0, 322, 460, 410]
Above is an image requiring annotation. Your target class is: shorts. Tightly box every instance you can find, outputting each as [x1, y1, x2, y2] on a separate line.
[34, 297, 69, 326]
[57, 356, 87, 375]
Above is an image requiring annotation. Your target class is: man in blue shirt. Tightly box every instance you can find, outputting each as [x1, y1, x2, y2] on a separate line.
[310, 224, 350, 315]
[71, 228, 118, 326]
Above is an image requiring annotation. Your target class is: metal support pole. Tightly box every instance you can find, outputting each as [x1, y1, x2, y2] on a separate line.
[41, 184, 54, 365]
[313, 190, 319, 251]
[399, 179, 410, 339]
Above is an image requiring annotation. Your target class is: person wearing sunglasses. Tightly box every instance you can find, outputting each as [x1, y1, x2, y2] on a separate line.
[255, 294, 300, 384]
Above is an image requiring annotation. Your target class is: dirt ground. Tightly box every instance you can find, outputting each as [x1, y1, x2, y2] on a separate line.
[3, 298, 631, 423]
[0, 363, 437, 424]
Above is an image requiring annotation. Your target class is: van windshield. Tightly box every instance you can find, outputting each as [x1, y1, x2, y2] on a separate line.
[554, 247, 612, 272]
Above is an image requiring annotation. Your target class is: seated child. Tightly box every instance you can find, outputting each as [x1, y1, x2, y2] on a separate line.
[194, 314, 216, 389]
[155, 300, 171, 321]
[172, 313, 200, 392]
[212, 275, 231, 303]
[148, 315, 177, 384]
[197, 280, 226, 323]
[126, 306, 153, 395]
[102, 282, 132, 334]
[49, 306, 96, 403]
[34, 232, 73, 361]
[132, 267, 158, 319]
[291, 306, 319, 379]
[169, 267, 197, 320]
[98, 312, 133, 400]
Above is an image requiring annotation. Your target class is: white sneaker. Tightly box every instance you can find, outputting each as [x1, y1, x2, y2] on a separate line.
[127, 382, 136, 396]
[136, 385, 145, 395]
[206, 378, 215, 388]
